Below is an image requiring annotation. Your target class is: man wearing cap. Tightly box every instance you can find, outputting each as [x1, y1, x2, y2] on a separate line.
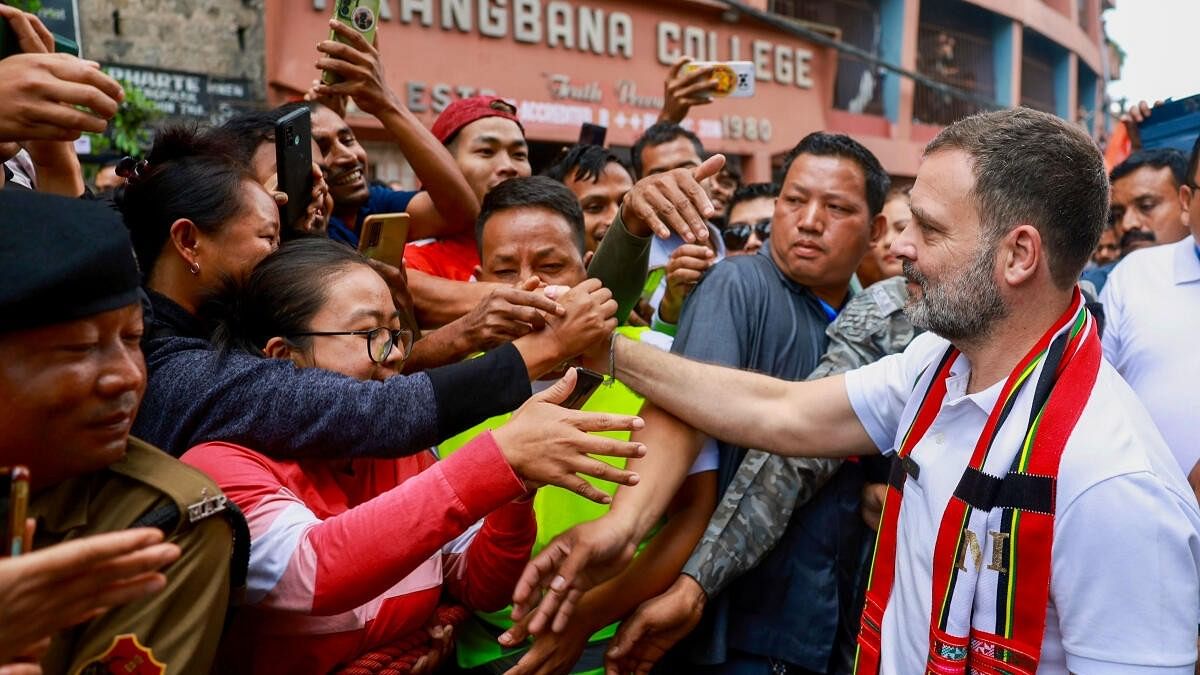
[404, 95, 532, 282]
[0, 191, 238, 675]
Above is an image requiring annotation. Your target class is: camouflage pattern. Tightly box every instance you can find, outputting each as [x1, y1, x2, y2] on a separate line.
[681, 276, 916, 596]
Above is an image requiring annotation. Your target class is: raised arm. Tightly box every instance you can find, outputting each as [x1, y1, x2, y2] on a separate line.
[314, 21, 478, 238]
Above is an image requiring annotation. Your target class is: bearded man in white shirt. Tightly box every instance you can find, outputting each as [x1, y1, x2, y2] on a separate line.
[510, 108, 1200, 675]
[1100, 135, 1200, 491]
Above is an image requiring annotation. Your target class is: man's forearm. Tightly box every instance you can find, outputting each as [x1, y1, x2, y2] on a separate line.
[588, 213, 651, 322]
[613, 336, 871, 458]
[377, 106, 477, 234]
[24, 141, 84, 197]
[402, 322, 473, 373]
[409, 270, 498, 327]
[576, 471, 716, 628]
[607, 403, 705, 541]
[682, 450, 840, 597]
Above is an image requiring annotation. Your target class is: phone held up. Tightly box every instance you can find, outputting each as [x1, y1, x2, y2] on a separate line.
[0, 465, 30, 557]
[682, 61, 757, 98]
[321, 0, 381, 85]
[275, 107, 313, 230]
[358, 212, 411, 268]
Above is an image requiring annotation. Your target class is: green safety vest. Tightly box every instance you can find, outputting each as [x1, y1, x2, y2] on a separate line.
[441, 326, 657, 672]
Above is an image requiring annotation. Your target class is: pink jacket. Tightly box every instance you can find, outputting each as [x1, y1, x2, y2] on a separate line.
[182, 431, 534, 674]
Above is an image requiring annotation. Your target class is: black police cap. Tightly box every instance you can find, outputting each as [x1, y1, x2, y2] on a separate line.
[0, 191, 141, 333]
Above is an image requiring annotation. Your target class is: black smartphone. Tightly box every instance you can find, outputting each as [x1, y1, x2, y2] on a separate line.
[561, 368, 605, 410]
[275, 107, 313, 230]
[578, 123, 607, 147]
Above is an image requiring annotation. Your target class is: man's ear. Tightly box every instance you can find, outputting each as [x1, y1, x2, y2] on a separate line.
[869, 212, 887, 244]
[264, 336, 307, 368]
[1180, 184, 1192, 218]
[1003, 224, 1042, 287]
[583, 250, 595, 268]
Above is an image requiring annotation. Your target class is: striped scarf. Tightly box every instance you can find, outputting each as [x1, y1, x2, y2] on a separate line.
[855, 291, 1102, 675]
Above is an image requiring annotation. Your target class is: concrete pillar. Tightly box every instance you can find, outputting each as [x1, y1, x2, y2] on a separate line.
[1054, 50, 1078, 122]
[992, 18, 1021, 108]
[881, 0, 919, 136]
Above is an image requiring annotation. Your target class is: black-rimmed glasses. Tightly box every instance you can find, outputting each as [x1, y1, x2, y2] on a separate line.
[288, 327, 414, 364]
[722, 218, 772, 251]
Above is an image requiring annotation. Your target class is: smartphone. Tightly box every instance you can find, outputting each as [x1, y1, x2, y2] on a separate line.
[275, 107, 313, 230]
[681, 61, 756, 98]
[321, 0, 381, 85]
[0, 466, 30, 557]
[561, 368, 605, 410]
[1135, 94, 1200, 154]
[578, 123, 607, 147]
[358, 212, 411, 267]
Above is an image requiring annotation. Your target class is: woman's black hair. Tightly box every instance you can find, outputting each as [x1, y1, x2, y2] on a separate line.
[114, 124, 258, 279]
[210, 237, 369, 356]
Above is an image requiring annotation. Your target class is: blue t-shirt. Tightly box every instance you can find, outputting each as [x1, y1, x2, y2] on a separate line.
[328, 185, 418, 247]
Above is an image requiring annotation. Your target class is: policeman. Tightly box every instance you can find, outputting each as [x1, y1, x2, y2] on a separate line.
[0, 191, 244, 675]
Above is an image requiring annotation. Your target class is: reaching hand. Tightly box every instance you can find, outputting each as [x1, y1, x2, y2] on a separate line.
[604, 575, 707, 675]
[501, 618, 592, 675]
[312, 20, 399, 118]
[458, 278, 566, 351]
[621, 155, 725, 244]
[0, 527, 180, 664]
[409, 623, 454, 675]
[542, 278, 618, 363]
[860, 482, 888, 531]
[659, 57, 718, 125]
[658, 244, 714, 325]
[0, 53, 124, 142]
[511, 516, 639, 636]
[492, 368, 646, 502]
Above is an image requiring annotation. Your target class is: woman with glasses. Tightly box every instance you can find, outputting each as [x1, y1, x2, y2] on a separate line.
[179, 239, 626, 674]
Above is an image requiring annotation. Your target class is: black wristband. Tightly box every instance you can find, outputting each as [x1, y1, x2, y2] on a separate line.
[426, 341, 533, 442]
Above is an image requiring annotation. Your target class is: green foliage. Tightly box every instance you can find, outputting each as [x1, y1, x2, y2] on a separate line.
[4, 0, 43, 13]
[84, 79, 160, 157]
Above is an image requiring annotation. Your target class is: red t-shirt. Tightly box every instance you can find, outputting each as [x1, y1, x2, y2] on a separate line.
[405, 233, 480, 281]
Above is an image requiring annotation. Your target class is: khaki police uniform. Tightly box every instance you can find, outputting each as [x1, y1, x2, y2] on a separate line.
[28, 437, 237, 675]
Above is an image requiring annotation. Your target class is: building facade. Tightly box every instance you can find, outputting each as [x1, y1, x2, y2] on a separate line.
[77, 0, 266, 126]
[236, 0, 1107, 182]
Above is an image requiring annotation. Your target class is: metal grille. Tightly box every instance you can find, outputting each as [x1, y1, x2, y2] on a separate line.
[770, 0, 885, 115]
[1021, 55, 1056, 114]
[913, 24, 995, 126]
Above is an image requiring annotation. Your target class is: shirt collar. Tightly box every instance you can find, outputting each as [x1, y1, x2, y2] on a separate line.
[944, 352, 1004, 413]
[1173, 236, 1200, 285]
[28, 473, 95, 535]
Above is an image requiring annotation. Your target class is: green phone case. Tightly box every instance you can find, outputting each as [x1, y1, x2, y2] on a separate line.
[321, 0, 381, 85]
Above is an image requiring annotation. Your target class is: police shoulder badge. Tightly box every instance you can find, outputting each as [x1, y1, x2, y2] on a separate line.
[76, 634, 165, 675]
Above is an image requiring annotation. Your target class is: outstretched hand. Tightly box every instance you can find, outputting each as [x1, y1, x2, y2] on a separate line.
[510, 516, 639, 636]
[493, 368, 647, 503]
[603, 575, 707, 675]
[621, 154, 725, 244]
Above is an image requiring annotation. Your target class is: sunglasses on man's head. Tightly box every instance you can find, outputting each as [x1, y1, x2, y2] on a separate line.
[722, 218, 771, 250]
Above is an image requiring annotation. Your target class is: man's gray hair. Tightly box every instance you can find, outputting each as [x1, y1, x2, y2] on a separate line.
[925, 107, 1109, 289]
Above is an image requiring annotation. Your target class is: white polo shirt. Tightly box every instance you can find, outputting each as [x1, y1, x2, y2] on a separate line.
[845, 331, 1200, 674]
[1100, 236, 1200, 474]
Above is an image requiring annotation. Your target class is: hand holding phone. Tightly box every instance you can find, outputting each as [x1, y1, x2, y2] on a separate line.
[275, 107, 313, 230]
[560, 367, 605, 410]
[358, 212, 411, 268]
[681, 61, 756, 98]
[321, 0, 381, 86]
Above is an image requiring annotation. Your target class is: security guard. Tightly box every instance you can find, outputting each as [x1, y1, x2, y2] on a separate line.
[0, 191, 246, 675]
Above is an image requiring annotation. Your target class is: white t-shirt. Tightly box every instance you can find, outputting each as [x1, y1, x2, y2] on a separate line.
[1100, 236, 1200, 474]
[845, 331, 1200, 674]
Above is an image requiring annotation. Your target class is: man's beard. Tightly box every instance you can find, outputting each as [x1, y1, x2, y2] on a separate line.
[902, 243, 1007, 342]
